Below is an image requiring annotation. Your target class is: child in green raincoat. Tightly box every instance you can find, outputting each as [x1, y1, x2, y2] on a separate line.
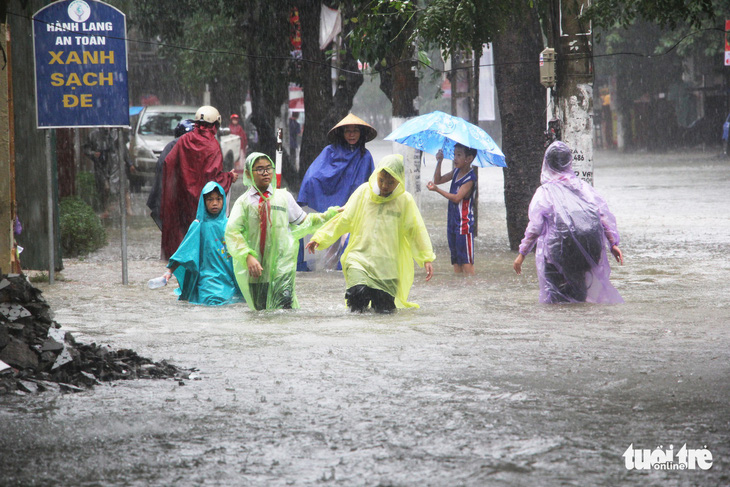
[306, 154, 435, 312]
[225, 152, 340, 310]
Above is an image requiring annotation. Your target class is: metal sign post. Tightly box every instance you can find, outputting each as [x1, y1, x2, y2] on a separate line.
[33, 0, 130, 283]
[275, 128, 283, 188]
[117, 129, 128, 284]
[45, 132, 55, 284]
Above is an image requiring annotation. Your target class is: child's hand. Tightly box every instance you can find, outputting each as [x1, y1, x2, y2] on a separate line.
[424, 262, 433, 281]
[426, 181, 436, 191]
[611, 245, 624, 265]
[513, 254, 524, 275]
[436, 150, 443, 164]
[304, 240, 319, 254]
[246, 254, 264, 278]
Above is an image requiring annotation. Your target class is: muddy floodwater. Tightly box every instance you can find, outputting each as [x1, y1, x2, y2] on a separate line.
[1, 147, 729, 486]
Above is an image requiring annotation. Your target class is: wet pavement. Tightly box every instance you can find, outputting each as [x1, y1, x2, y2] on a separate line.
[1, 147, 729, 486]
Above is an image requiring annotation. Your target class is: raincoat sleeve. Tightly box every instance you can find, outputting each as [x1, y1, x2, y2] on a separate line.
[310, 187, 362, 249]
[290, 207, 340, 241]
[225, 197, 256, 260]
[597, 195, 621, 247]
[518, 187, 550, 255]
[168, 219, 202, 300]
[403, 194, 436, 266]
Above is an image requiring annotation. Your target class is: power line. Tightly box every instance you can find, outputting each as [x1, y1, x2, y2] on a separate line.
[8, 10, 724, 78]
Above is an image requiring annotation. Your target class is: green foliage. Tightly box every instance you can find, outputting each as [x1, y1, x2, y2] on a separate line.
[131, 2, 245, 92]
[347, 0, 420, 64]
[585, 0, 718, 31]
[59, 197, 108, 258]
[347, 0, 515, 69]
[417, 0, 513, 59]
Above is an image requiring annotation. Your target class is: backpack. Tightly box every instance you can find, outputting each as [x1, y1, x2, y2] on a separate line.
[549, 200, 604, 276]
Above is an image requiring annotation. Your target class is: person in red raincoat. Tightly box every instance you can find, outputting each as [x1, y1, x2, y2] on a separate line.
[161, 106, 239, 259]
[228, 113, 248, 164]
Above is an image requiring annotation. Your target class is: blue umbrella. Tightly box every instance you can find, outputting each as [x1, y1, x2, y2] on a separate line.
[384, 111, 506, 168]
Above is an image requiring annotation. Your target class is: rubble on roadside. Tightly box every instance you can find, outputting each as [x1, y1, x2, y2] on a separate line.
[0, 273, 191, 396]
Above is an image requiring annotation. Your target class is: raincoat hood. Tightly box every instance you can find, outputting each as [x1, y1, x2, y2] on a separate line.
[328, 113, 378, 144]
[310, 152, 435, 308]
[297, 144, 374, 212]
[198, 181, 227, 223]
[195, 122, 218, 137]
[368, 154, 405, 204]
[168, 180, 242, 306]
[243, 152, 275, 195]
[519, 140, 623, 304]
[541, 141, 578, 186]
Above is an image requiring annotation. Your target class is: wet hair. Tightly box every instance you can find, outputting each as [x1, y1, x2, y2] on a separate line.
[250, 156, 271, 170]
[203, 186, 223, 199]
[334, 126, 367, 155]
[545, 141, 573, 172]
[454, 143, 477, 159]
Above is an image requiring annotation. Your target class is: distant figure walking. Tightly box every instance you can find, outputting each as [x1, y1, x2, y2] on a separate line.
[288, 111, 301, 164]
[228, 113, 248, 167]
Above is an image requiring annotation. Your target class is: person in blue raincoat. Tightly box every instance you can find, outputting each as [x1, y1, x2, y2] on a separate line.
[297, 113, 377, 269]
[152, 181, 243, 306]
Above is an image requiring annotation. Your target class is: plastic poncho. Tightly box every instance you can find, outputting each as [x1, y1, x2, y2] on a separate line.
[161, 124, 236, 259]
[310, 154, 436, 308]
[225, 153, 339, 310]
[168, 182, 243, 306]
[297, 144, 375, 212]
[518, 141, 623, 304]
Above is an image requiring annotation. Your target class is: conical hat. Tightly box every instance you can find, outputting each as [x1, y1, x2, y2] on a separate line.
[327, 113, 377, 143]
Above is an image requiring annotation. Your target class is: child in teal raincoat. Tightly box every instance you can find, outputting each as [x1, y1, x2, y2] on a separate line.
[225, 152, 340, 310]
[152, 181, 243, 305]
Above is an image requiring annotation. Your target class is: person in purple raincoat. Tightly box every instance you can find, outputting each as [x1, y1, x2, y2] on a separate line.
[513, 141, 624, 303]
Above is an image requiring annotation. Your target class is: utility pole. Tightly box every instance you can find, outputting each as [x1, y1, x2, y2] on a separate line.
[449, 50, 480, 235]
[548, 0, 594, 185]
[1, 10, 16, 274]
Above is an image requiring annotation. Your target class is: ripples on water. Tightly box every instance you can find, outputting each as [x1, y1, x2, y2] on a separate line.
[1, 150, 729, 486]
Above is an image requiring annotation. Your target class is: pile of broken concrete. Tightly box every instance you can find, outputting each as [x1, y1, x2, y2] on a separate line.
[0, 273, 188, 395]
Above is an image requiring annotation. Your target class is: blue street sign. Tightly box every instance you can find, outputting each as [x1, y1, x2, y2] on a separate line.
[33, 0, 130, 128]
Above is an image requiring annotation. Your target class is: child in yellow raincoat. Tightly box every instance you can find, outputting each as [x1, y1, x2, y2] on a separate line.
[306, 154, 435, 312]
[225, 152, 339, 310]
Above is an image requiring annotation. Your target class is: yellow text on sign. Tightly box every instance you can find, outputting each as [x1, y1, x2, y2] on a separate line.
[63, 94, 93, 107]
[50, 72, 114, 87]
[48, 50, 115, 65]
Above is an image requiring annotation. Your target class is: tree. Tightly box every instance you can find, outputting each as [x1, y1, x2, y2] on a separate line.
[587, 0, 727, 150]
[132, 1, 249, 114]
[293, 0, 364, 188]
[132, 1, 363, 189]
[586, 0, 718, 31]
[352, 0, 546, 249]
[238, 2, 291, 160]
[491, 3, 546, 249]
[347, 0, 420, 120]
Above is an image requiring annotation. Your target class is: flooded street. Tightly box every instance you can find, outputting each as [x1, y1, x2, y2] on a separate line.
[2, 146, 729, 486]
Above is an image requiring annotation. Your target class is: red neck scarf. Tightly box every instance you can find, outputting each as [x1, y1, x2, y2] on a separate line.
[258, 190, 271, 256]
